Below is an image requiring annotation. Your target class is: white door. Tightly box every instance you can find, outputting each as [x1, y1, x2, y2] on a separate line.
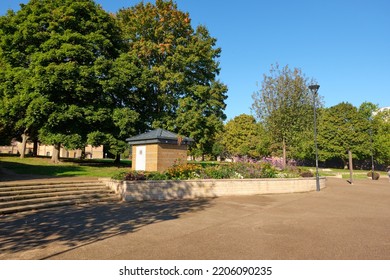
[135, 146, 146, 171]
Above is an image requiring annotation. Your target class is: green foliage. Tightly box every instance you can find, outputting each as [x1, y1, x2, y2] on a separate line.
[112, 170, 170, 181]
[145, 171, 170, 181]
[300, 170, 314, 177]
[123, 170, 146, 181]
[372, 109, 390, 165]
[317, 102, 370, 164]
[111, 171, 129, 181]
[203, 164, 236, 179]
[0, 0, 133, 162]
[226, 162, 277, 179]
[252, 64, 321, 164]
[112, 161, 278, 181]
[0, 0, 228, 161]
[117, 0, 228, 157]
[0, 156, 130, 178]
[219, 114, 264, 158]
[166, 162, 203, 180]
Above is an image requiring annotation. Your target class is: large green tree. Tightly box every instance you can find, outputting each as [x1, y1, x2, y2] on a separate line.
[372, 108, 390, 166]
[0, 0, 133, 162]
[251, 64, 319, 168]
[219, 114, 265, 159]
[317, 102, 370, 166]
[117, 0, 228, 157]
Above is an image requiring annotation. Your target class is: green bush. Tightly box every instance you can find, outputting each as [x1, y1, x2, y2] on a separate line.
[111, 171, 128, 181]
[146, 171, 169, 180]
[259, 162, 277, 178]
[111, 162, 279, 181]
[300, 171, 314, 177]
[203, 165, 235, 179]
[166, 163, 203, 180]
[111, 170, 146, 181]
[124, 171, 146, 181]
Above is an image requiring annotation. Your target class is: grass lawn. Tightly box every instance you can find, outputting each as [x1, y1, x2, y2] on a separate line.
[310, 167, 388, 180]
[1, 155, 386, 180]
[0, 155, 131, 178]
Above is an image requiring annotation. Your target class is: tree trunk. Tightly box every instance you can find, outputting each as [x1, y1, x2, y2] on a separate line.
[51, 143, 61, 163]
[282, 138, 287, 169]
[33, 139, 38, 157]
[20, 133, 29, 159]
[81, 146, 86, 160]
[348, 150, 354, 184]
[114, 153, 121, 164]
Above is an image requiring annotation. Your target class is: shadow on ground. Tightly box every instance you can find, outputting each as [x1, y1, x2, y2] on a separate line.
[0, 166, 56, 181]
[0, 158, 130, 181]
[0, 199, 213, 259]
[0, 162, 85, 181]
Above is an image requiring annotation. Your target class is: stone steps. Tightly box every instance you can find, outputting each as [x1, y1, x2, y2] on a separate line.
[0, 180, 119, 214]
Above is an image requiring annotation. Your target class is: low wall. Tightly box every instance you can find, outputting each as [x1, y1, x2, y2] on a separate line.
[103, 177, 326, 202]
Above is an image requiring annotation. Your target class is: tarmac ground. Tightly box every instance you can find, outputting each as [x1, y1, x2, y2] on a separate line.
[1, 177, 390, 260]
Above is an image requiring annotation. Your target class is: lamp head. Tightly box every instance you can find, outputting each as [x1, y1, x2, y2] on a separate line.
[309, 84, 320, 94]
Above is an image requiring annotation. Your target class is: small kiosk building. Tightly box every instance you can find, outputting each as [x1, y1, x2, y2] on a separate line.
[126, 129, 194, 172]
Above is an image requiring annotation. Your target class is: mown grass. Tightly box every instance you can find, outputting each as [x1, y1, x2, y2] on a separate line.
[308, 167, 387, 180]
[0, 156, 131, 178]
[1, 155, 386, 180]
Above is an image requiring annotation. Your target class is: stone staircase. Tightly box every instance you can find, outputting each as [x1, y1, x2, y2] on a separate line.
[0, 180, 119, 215]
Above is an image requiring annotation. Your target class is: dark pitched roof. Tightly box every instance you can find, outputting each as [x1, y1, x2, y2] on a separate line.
[126, 128, 194, 145]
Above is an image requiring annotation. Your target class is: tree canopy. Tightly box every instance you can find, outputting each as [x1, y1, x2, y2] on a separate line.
[0, 0, 229, 161]
[317, 102, 371, 166]
[1, 1, 388, 169]
[117, 0, 228, 157]
[219, 114, 265, 159]
[372, 108, 390, 165]
[251, 64, 320, 168]
[0, 0, 131, 162]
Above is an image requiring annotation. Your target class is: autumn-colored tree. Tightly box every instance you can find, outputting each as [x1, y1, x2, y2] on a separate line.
[117, 0, 227, 157]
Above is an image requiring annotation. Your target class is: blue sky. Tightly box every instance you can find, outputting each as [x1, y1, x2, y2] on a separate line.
[1, 0, 389, 120]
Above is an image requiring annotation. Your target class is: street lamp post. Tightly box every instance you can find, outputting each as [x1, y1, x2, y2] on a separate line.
[369, 117, 375, 180]
[309, 84, 320, 192]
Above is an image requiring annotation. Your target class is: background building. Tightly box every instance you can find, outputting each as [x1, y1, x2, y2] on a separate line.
[0, 140, 103, 159]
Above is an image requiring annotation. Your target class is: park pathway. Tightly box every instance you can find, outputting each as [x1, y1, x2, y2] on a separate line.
[1, 177, 390, 260]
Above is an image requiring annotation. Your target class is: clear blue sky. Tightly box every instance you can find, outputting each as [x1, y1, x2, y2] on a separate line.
[1, 0, 389, 120]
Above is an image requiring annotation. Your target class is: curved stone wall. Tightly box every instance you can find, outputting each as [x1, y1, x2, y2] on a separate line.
[104, 177, 326, 202]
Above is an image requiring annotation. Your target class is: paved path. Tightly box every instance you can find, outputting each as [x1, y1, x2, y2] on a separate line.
[1, 177, 390, 260]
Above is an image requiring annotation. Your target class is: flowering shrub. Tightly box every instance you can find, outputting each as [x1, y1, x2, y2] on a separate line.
[145, 171, 169, 180]
[166, 163, 203, 180]
[202, 164, 235, 179]
[112, 171, 146, 181]
[259, 162, 278, 178]
[112, 162, 279, 181]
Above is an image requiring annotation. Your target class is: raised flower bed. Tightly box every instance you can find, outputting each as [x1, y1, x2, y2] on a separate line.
[104, 162, 326, 201]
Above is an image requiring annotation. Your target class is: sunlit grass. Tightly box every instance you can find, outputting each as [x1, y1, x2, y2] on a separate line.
[306, 167, 387, 180]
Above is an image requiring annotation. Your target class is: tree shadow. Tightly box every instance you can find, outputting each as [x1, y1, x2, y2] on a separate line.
[0, 199, 214, 259]
[0, 160, 129, 181]
[0, 161, 85, 180]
